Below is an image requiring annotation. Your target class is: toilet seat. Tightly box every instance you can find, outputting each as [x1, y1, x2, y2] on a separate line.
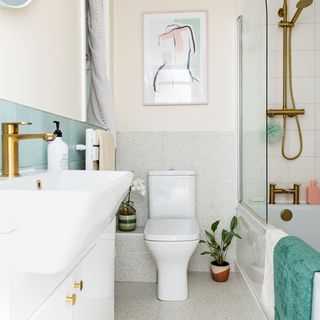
[144, 218, 199, 242]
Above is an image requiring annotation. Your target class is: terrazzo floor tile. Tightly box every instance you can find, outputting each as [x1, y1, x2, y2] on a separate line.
[115, 282, 158, 320]
[115, 272, 253, 320]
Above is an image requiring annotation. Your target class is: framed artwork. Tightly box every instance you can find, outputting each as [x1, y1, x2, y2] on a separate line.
[143, 11, 208, 105]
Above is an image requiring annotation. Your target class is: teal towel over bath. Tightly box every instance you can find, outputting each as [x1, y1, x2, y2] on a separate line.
[274, 236, 320, 320]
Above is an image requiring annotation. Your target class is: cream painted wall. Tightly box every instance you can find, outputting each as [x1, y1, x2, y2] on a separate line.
[113, 0, 236, 132]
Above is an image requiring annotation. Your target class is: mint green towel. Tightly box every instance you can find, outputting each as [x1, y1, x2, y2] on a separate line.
[274, 236, 320, 320]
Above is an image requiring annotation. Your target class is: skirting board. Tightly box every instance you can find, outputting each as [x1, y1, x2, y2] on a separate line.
[235, 260, 269, 320]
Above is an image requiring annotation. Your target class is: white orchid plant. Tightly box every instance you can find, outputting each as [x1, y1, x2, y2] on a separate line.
[118, 178, 146, 216]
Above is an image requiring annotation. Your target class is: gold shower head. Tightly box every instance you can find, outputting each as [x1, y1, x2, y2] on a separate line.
[296, 0, 313, 9]
[291, 0, 313, 24]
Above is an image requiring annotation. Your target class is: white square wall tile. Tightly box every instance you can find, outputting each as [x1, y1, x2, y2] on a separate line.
[268, 157, 289, 182]
[269, 21, 315, 52]
[315, 24, 320, 50]
[315, 130, 320, 155]
[269, 78, 314, 105]
[268, 51, 282, 78]
[268, 78, 283, 105]
[315, 105, 320, 130]
[282, 104, 315, 131]
[288, 157, 315, 183]
[268, 139, 282, 157]
[315, 51, 320, 77]
[267, 0, 285, 25]
[315, 157, 320, 182]
[291, 24, 315, 51]
[316, 1, 320, 23]
[291, 77, 314, 104]
[268, 25, 283, 52]
[291, 51, 315, 78]
[296, 104, 315, 130]
[288, 130, 315, 157]
[316, 78, 320, 103]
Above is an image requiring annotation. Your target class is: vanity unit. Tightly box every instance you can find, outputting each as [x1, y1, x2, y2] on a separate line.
[0, 170, 133, 320]
[12, 221, 115, 320]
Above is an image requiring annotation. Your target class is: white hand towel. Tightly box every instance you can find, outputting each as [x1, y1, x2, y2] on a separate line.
[95, 129, 115, 171]
[261, 226, 288, 319]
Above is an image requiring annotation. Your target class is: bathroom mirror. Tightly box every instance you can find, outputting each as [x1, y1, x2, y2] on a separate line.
[0, 0, 32, 8]
[0, 0, 87, 121]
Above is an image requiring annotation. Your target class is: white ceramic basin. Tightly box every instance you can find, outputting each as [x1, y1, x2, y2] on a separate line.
[0, 170, 132, 273]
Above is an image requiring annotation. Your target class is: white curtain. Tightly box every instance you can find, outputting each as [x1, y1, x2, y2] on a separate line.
[87, 0, 116, 139]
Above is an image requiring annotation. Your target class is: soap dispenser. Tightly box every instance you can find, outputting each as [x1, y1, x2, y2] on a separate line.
[306, 180, 320, 204]
[47, 121, 68, 171]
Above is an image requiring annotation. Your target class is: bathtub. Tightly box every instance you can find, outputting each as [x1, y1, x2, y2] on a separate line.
[268, 205, 320, 252]
[236, 204, 320, 320]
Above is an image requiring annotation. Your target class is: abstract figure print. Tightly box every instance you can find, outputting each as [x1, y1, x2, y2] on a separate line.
[144, 11, 207, 105]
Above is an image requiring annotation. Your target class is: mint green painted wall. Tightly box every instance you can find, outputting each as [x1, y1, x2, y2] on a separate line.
[0, 99, 99, 171]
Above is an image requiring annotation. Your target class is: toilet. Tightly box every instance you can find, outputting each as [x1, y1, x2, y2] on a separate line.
[144, 170, 199, 301]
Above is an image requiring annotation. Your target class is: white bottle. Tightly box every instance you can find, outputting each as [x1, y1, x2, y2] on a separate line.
[47, 121, 68, 171]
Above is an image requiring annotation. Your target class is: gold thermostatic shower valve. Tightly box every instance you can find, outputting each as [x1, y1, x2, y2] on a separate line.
[266, 0, 312, 160]
[267, 109, 305, 118]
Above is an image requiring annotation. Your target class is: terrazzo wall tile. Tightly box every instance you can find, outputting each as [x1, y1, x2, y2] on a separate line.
[0, 99, 100, 171]
[115, 254, 157, 283]
[115, 232, 157, 282]
[116, 131, 237, 273]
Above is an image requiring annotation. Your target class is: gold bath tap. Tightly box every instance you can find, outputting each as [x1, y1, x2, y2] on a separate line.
[269, 183, 300, 205]
[1, 122, 56, 178]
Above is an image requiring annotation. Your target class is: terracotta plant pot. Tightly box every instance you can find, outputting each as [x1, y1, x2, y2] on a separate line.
[118, 213, 136, 232]
[210, 261, 230, 282]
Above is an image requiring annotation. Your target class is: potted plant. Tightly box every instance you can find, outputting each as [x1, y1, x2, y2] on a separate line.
[199, 216, 241, 282]
[117, 178, 146, 232]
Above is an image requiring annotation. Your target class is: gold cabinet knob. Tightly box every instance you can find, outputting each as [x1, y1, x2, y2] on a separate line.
[66, 294, 77, 306]
[74, 280, 84, 291]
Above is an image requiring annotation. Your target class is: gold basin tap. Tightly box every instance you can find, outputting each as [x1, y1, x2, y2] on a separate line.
[269, 183, 300, 205]
[1, 122, 56, 177]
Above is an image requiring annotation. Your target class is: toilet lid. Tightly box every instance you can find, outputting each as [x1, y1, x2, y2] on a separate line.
[144, 219, 199, 241]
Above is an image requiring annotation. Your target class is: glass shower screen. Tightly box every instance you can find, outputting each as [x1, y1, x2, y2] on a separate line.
[238, 0, 268, 222]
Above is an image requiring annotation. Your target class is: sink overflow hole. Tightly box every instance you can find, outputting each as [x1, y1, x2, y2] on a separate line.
[36, 179, 42, 190]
